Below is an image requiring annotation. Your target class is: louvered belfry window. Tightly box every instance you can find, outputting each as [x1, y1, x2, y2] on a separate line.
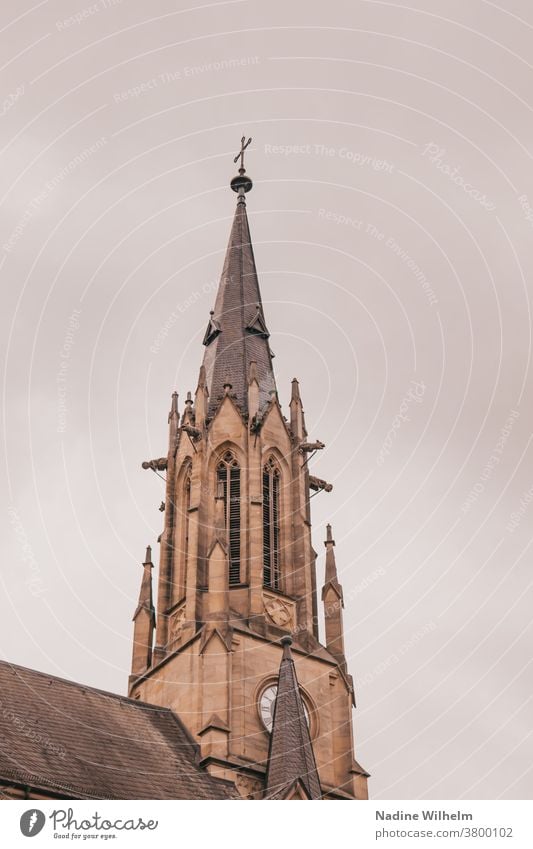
[183, 466, 191, 568]
[216, 451, 241, 585]
[263, 458, 281, 590]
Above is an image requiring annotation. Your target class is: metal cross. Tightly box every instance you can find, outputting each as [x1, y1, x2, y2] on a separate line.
[234, 135, 252, 169]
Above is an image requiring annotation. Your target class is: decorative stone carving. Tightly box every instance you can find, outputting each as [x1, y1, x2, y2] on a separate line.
[234, 774, 263, 800]
[263, 593, 295, 629]
[169, 606, 186, 645]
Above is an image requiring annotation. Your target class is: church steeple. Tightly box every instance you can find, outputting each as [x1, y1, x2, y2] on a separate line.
[130, 144, 368, 800]
[202, 144, 276, 418]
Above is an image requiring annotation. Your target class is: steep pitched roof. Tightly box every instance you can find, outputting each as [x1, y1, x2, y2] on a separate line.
[0, 661, 237, 800]
[265, 637, 322, 800]
[202, 193, 276, 418]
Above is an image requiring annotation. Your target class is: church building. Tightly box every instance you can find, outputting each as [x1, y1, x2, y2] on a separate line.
[0, 145, 369, 801]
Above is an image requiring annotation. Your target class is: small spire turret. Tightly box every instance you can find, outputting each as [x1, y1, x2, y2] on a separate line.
[182, 391, 194, 425]
[265, 637, 322, 799]
[195, 365, 208, 428]
[321, 524, 346, 665]
[130, 545, 156, 680]
[290, 377, 307, 440]
[168, 392, 179, 454]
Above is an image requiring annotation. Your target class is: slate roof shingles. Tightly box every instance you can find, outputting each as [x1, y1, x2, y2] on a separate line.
[202, 195, 276, 419]
[0, 661, 237, 799]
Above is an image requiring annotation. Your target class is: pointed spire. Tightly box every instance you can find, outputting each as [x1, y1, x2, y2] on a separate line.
[324, 524, 342, 591]
[167, 392, 179, 453]
[265, 636, 322, 799]
[168, 392, 178, 421]
[195, 365, 208, 428]
[131, 545, 156, 678]
[321, 524, 346, 665]
[202, 160, 276, 419]
[290, 377, 307, 440]
[182, 390, 194, 425]
[134, 547, 155, 621]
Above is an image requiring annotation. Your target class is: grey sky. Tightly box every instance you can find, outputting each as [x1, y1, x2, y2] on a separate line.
[1, 0, 532, 799]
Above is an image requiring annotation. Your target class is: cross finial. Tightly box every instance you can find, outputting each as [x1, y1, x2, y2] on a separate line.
[230, 136, 253, 195]
[233, 135, 252, 172]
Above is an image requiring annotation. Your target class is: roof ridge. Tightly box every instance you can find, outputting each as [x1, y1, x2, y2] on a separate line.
[0, 659, 171, 713]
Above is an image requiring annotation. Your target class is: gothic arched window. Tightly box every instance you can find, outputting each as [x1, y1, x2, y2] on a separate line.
[263, 458, 281, 590]
[216, 451, 241, 585]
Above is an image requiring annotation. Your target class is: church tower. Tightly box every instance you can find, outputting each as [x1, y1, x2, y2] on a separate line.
[129, 143, 369, 800]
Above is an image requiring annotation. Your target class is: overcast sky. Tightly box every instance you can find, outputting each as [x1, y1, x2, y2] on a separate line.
[1, 0, 532, 800]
